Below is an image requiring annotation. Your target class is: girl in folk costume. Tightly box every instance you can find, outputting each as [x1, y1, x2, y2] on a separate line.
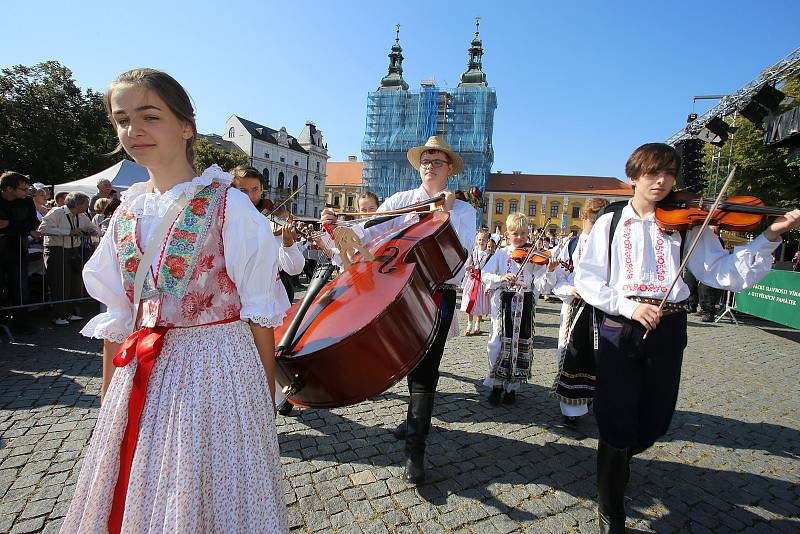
[461, 230, 493, 336]
[61, 69, 288, 533]
[550, 198, 609, 425]
[481, 213, 559, 406]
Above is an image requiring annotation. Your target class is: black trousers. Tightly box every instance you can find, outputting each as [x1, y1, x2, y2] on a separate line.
[44, 246, 83, 318]
[594, 312, 688, 454]
[683, 269, 698, 310]
[404, 288, 457, 458]
[407, 288, 457, 392]
[279, 270, 294, 302]
[0, 236, 30, 309]
[698, 283, 722, 313]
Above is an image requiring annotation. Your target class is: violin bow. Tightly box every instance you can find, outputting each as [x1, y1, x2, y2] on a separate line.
[643, 165, 737, 339]
[262, 182, 307, 220]
[331, 194, 446, 219]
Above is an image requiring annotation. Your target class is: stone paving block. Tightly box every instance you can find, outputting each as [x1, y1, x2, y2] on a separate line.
[350, 470, 377, 486]
[19, 498, 57, 520]
[417, 520, 446, 533]
[0, 514, 16, 534]
[348, 499, 374, 522]
[9, 515, 47, 534]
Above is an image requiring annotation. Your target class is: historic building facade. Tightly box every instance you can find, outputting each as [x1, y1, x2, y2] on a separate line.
[325, 156, 365, 213]
[484, 172, 633, 233]
[223, 115, 328, 218]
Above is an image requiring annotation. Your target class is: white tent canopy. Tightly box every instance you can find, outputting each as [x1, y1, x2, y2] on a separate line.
[54, 160, 149, 196]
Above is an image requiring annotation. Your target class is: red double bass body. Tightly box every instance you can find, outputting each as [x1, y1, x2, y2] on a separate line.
[274, 211, 466, 408]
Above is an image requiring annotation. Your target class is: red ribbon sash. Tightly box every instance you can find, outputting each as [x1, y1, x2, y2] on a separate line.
[465, 269, 482, 314]
[107, 326, 168, 534]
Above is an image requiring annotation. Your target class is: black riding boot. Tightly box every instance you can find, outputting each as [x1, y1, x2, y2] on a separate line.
[597, 440, 628, 534]
[403, 391, 435, 484]
[393, 421, 406, 440]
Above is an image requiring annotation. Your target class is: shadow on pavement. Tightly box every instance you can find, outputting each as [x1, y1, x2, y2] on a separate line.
[279, 407, 797, 533]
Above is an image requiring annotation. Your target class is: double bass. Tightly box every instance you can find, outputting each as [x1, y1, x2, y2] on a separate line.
[273, 203, 466, 408]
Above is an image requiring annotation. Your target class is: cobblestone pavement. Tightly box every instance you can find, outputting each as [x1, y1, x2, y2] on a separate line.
[1, 300, 799, 533]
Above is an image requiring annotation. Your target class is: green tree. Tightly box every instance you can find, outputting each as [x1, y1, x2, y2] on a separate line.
[727, 74, 800, 209]
[194, 137, 248, 173]
[699, 75, 800, 245]
[0, 61, 121, 184]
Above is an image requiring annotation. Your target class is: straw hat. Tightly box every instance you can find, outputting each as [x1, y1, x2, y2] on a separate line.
[407, 136, 464, 177]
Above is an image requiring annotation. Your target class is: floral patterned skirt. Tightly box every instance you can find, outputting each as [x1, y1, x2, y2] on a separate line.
[61, 321, 287, 533]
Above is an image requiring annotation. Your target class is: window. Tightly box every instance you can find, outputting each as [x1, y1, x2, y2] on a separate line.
[292, 203, 297, 213]
[333, 195, 340, 208]
[314, 207, 318, 218]
[495, 200, 504, 214]
[528, 201, 537, 216]
[315, 183, 319, 196]
[228, 127, 234, 138]
[262, 168, 270, 187]
[550, 202, 559, 217]
[292, 175, 299, 191]
[294, 161, 299, 167]
[280, 156, 285, 163]
[316, 161, 320, 172]
[572, 204, 581, 219]
[347, 195, 354, 208]
[278, 172, 285, 189]
[265, 153, 270, 159]
[509, 200, 518, 214]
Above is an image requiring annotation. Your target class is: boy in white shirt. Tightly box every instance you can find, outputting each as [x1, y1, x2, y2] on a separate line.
[481, 213, 559, 405]
[574, 143, 800, 534]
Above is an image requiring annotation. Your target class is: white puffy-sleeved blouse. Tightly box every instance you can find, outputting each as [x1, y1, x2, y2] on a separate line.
[80, 166, 288, 343]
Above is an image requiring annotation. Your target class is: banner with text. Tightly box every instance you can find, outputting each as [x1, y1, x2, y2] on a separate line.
[734, 270, 800, 329]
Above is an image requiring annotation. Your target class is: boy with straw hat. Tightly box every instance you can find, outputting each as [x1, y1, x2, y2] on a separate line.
[321, 135, 476, 483]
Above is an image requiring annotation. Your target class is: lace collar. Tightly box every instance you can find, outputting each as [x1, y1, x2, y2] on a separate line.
[120, 165, 232, 218]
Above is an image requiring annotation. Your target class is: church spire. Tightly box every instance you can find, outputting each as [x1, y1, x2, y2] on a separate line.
[378, 24, 409, 91]
[458, 17, 487, 87]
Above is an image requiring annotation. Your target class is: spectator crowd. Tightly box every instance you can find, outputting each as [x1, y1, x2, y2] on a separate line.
[0, 172, 120, 335]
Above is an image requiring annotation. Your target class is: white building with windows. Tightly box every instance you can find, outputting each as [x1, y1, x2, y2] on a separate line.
[223, 115, 328, 218]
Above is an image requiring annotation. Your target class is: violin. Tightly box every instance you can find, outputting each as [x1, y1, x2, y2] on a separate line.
[655, 191, 790, 233]
[510, 245, 551, 265]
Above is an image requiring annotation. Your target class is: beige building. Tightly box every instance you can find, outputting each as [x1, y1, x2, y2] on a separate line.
[223, 115, 328, 218]
[325, 156, 365, 213]
[485, 172, 633, 233]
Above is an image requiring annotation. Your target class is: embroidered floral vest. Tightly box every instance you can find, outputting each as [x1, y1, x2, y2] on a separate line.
[114, 181, 241, 328]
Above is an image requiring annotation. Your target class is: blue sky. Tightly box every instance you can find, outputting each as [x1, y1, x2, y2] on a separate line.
[2, 0, 797, 180]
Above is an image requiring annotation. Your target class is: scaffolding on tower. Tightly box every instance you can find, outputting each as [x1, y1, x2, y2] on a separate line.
[362, 20, 497, 214]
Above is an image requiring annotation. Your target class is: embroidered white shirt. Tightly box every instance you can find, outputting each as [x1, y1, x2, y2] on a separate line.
[552, 233, 589, 304]
[574, 201, 780, 319]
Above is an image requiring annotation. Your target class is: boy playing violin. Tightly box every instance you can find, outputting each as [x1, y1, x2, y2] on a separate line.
[481, 212, 560, 406]
[574, 143, 800, 534]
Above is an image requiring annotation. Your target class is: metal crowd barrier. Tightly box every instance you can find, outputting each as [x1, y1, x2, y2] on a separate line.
[0, 234, 97, 334]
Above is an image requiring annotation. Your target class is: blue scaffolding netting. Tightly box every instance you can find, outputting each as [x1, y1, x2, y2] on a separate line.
[361, 86, 497, 205]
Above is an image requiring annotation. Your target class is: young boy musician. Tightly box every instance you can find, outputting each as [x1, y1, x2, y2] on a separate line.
[574, 143, 800, 533]
[321, 136, 476, 483]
